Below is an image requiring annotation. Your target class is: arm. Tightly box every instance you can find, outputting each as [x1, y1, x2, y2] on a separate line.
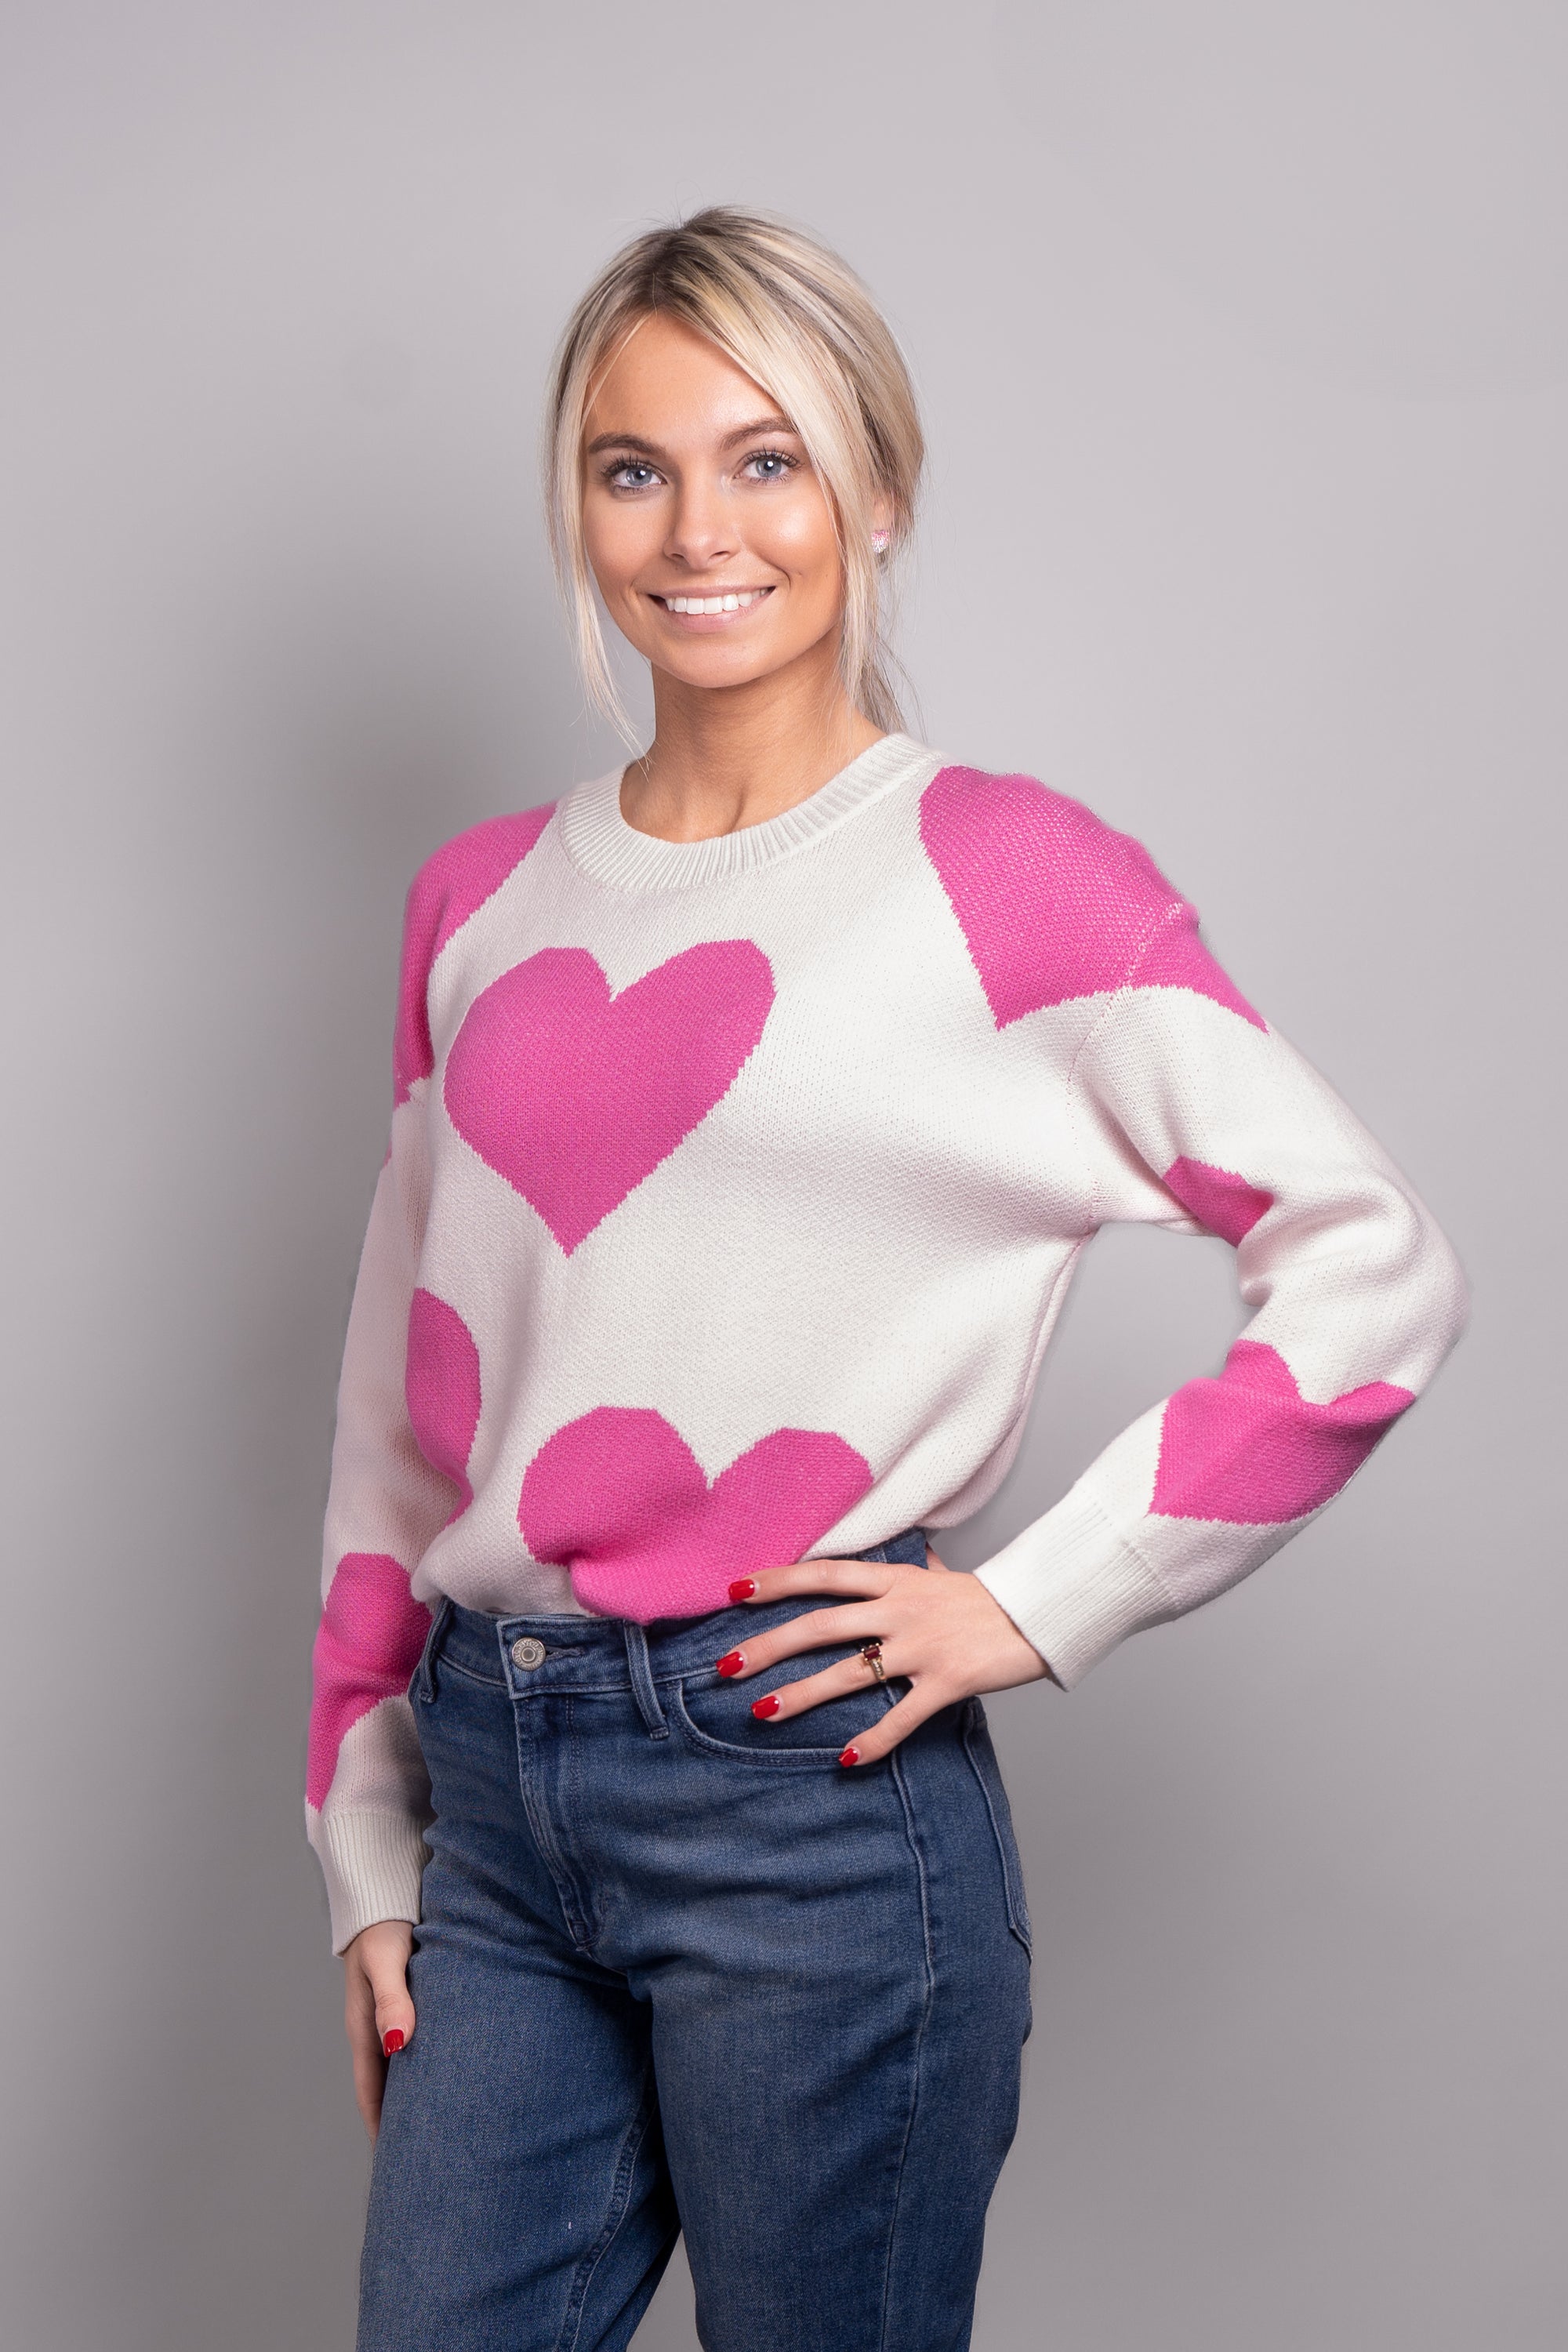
[305, 1115, 448, 1955]
[307, 810, 554, 1951]
[972, 898, 1469, 1682]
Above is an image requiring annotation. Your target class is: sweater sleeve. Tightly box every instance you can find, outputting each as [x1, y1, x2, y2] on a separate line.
[304, 1120, 452, 1953]
[305, 969, 448, 1951]
[305, 806, 556, 1951]
[973, 895, 1468, 1686]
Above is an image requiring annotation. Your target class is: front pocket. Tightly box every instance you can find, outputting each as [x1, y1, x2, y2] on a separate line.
[960, 1698, 1033, 1953]
[672, 1664, 897, 1768]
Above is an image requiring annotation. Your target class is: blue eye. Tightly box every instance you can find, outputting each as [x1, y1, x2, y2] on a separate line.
[745, 449, 796, 481]
[608, 460, 659, 491]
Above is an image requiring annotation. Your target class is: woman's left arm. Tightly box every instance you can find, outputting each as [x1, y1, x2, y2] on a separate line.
[725, 898, 1468, 1760]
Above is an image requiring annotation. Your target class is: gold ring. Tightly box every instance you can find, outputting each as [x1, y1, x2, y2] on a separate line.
[860, 1640, 887, 1683]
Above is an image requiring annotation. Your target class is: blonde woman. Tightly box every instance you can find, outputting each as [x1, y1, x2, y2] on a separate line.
[308, 209, 1465, 2351]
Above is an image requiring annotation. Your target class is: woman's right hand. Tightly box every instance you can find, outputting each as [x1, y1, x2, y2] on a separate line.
[343, 1919, 416, 2140]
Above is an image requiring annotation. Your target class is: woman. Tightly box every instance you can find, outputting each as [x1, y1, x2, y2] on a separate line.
[307, 208, 1465, 2352]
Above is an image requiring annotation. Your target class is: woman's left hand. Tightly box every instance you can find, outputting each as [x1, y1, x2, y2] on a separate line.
[716, 1549, 1057, 1766]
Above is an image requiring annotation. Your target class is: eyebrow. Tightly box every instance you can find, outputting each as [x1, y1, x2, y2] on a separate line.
[585, 415, 797, 457]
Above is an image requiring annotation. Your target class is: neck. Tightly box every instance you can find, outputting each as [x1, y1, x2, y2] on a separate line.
[620, 636, 887, 844]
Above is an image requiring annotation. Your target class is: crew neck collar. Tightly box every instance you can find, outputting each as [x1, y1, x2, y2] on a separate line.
[556, 732, 939, 893]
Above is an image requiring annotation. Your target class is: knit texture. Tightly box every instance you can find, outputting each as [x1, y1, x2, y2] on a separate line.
[306, 734, 1466, 1949]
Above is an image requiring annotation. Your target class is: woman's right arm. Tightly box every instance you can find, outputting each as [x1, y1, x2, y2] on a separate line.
[313, 812, 557, 2129]
[305, 1111, 453, 1937]
[307, 859, 470, 2118]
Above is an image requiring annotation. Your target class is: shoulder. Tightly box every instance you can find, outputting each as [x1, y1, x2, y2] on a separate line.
[916, 762, 1262, 1032]
[402, 804, 558, 959]
[393, 802, 557, 1102]
[918, 763, 1181, 929]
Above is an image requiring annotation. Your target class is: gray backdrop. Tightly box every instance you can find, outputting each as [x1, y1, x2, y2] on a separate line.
[3, 5, 1562, 2347]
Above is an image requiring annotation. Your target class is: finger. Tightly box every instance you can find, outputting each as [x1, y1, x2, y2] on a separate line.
[715, 1601, 887, 1679]
[351, 2038, 387, 2141]
[343, 1964, 393, 2141]
[748, 1647, 905, 1722]
[837, 1679, 952, 1768]
[725, 1558, 898, 1606]
[364, 1952, 416, 2059]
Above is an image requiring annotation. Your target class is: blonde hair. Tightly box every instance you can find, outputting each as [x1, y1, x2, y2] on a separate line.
[544, 205, 924, 740]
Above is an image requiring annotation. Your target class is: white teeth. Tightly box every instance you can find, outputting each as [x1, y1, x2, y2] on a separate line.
[662, 590, 764, 613]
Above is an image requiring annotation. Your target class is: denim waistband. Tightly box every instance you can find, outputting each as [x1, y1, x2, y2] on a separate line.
[419, 1525, 928, 1700]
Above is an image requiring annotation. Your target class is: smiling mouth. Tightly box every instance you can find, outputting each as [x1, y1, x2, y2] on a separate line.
[652, 587, 774, 615]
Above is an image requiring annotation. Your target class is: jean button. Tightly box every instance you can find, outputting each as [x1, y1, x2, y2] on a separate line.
[510, 1636, 546, 1670]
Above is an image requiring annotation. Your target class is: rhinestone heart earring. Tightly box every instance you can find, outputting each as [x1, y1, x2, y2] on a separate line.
[872, 528, 891, 554]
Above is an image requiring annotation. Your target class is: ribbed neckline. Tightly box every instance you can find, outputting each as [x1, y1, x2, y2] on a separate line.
[556, 731, 940, 893]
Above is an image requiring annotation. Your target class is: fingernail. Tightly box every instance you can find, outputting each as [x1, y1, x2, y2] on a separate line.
[751, 1693, 781, 1719]
[382, 2028, 405, 2056]
[716, 1650, 745, 1677]
[729, 1578, 757, 1602]
[839, 1745, 860, 1768]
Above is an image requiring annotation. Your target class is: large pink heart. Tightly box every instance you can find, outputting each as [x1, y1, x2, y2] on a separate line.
[444, 940, 775, 1251]
[1151, 1340, 1413, 1525]
[519, 1406, 873, 1621]
[920, 766, 1263, 1029]
[307, 1552, 431, 1809]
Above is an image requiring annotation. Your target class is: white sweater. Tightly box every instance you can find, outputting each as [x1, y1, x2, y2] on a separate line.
[307, 735, 1466, 1951]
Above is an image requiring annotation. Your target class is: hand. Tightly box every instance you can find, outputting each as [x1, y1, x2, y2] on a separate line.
[717, 1549, 1056, 1766]
[343, 1918, 416, 2140]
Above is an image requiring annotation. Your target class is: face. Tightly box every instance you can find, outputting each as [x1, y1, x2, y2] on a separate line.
[581, 312, 873, 698]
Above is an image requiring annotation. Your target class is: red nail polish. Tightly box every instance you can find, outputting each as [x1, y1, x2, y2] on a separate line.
[728, 1578, 757, 1602]
[382, 2028, 405, 2056]
[839, 1745, 860, 1768]
[716, 1650, 745, 1677]
[751, 1693, 781, 1718]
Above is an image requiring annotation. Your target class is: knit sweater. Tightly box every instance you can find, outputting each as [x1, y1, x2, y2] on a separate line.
[307, 733, 1466, 1952]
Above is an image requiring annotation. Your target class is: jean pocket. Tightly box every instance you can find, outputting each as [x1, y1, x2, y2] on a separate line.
[960, 1698, 1033, 1954]
[672, 1661, 895, 1768]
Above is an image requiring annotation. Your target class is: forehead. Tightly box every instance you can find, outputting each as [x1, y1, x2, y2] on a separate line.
[585, 313, 783, 442]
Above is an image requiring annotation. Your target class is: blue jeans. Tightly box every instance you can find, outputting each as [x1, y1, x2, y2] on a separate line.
[359, 1532, 1033, 2352]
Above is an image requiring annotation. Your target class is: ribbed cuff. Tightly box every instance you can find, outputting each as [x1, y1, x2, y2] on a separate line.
[314, 1809, 430, 1956]
[974, 1483, 1176, 1689]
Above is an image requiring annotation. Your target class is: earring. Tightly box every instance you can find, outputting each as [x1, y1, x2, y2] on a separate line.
[872, 528, 891, 554]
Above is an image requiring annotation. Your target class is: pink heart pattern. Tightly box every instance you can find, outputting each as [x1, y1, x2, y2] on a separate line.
[920, 766, 1264, 1030]
[307, 1551, 432, 1809]
[395, 804, 556, 1104]
[1162, 1156, 1275, 1246]
[519, 1406, 873, 1621]
[405, 1288, 482, 1517]
[1151, 1339, 1414, 1525]
[444, 941, 775, 1252]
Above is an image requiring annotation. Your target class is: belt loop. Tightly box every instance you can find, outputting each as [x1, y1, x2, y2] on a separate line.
[622, 1622, 670, 1740]
[415, 1595, 454, 1704]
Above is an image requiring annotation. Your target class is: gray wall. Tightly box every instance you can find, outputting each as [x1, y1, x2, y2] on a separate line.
[3, 5, 1562, 2347]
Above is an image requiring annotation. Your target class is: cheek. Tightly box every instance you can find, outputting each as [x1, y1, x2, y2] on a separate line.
[757, 500, 844, 607]
[583, 501, 654, 601]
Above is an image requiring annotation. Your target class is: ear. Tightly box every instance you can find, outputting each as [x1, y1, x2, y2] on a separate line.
[870, 490, 895, 544]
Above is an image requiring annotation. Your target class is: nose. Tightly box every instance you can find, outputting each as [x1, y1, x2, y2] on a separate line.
[662, 477, 739, 573]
